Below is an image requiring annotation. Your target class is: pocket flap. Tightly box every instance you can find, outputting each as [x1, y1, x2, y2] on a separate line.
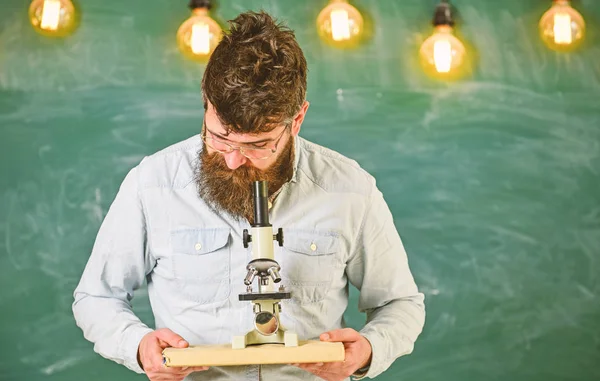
[171, 228, 230, 255]
[283, 229, 339, 256]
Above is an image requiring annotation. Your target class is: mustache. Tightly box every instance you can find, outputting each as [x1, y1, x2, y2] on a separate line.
[195, 136, 295, 223]
[201, 155, 271, 192]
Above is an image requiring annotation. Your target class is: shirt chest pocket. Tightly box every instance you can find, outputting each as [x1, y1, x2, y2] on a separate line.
[277, 229, 340, 304]
[170, 228, 231, 304]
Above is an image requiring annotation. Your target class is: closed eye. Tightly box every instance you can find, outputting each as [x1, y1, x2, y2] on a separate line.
[250, 143, 269, 149]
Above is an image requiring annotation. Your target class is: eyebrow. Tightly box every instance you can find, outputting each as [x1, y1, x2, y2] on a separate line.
[207, 127, 275, 145]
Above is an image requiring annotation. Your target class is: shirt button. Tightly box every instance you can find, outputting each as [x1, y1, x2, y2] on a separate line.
[195, 243, 202, 251]
[310, 243, 317, 251]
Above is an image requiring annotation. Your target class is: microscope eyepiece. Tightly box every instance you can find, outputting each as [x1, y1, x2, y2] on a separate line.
[252, 181, 270, 227]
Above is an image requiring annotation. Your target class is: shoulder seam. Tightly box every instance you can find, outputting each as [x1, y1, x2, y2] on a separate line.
[301, 142, 362, 170]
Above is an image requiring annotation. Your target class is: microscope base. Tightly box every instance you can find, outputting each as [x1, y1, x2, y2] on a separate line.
[232, 329, 298, 349]
[163, 340, 345, 367]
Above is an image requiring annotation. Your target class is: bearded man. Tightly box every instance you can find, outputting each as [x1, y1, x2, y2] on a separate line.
[73, 10, 425, 381]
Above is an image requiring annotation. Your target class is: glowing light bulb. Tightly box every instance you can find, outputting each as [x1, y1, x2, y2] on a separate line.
[419, 1, 466, 79]
[317, 0, 364, 48]
[433, 39, 452, 73]
[177, 1, 222, 62]
[41, 0, 60, 30]
[29, 0, 77, 37]
[539, 0, 585, 51]
[330, 9, 351, 41]
[191, 23, 211, 54]
[420, 25, 466, 76]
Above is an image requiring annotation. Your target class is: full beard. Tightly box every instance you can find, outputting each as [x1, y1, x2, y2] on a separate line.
[196, 137, 295, 224]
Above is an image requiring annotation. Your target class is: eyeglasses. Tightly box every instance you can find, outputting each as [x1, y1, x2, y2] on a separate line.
[201, 121, 289, 160]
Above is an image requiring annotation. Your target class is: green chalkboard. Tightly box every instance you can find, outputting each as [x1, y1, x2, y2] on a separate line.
[1, 0, 599, 380]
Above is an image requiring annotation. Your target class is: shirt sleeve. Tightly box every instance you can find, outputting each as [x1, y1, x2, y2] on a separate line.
[72, 165, 155, 374]
[346, 178, 426, 379]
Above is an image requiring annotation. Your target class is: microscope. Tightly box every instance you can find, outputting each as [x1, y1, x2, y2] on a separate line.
[232, 180, 298, 349]
[162, 181, 345, 367]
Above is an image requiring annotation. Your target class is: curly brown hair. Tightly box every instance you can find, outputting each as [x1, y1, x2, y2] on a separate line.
[201, 11, 307, 134]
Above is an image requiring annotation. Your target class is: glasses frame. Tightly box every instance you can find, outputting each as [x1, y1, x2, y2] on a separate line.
[201, 120, 290, 160]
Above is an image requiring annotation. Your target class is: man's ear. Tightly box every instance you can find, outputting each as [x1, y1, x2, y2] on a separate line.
[291, 101, 310, 136]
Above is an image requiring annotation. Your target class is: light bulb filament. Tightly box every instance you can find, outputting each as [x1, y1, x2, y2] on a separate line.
[553, 13, 572, 44]
[40, 0, 61, 31]
[191, 23, 210, 55]
[330, 9, 351, 41]
[433, 39, 452, 73]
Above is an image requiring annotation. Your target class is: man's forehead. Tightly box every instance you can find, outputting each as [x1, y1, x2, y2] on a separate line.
[207, 118, 277, 137]
[205, 105, 282, 142]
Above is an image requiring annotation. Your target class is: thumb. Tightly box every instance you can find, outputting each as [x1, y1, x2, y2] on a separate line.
[155, 328, 188, 348]
[320, 328, 361, 343]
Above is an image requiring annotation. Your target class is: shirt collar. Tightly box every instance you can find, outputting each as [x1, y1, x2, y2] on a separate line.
[290, 134, 301, 183]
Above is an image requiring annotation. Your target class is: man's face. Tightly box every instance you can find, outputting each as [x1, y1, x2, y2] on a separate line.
[196, 102, 307, 223]
[202, 102, 294, 171]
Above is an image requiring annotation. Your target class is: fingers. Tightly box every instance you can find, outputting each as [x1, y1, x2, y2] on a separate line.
[146, 365, 210, 380]
[177, 366, 210, 373]
[187, 366, 210, 372]
[155, 328, 189, 348]
[297, 362, 328, 377]
[141, 336, 182, 372]
[320, 328, 361, 343]
[171, 366, 210, 376]
[139, 330, 206, 378]
[294, 362, 348, 381]
[168, 366, 210, 373]
[298, 362, 326, 370]
[145, 336, 168, 371]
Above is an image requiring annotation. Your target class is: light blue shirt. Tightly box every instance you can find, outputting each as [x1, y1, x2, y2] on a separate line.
[72, 135, 425, 380]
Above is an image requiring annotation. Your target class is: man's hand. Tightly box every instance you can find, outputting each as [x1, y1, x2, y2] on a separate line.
[293, 328, 372, 381]
[138, 328, 209, 381]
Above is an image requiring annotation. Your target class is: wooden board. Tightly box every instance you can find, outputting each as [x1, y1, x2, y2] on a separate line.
[163, 340, 345, 367]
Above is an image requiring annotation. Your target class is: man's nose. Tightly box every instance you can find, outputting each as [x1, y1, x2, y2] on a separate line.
[223, 149, 248, 170]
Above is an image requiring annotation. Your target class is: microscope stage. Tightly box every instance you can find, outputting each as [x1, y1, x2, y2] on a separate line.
[238, 291, 291, 301]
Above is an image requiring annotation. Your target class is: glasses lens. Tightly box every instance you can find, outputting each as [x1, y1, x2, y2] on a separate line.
[242, 147, 275, 160]
[203, 133, 278, 160]
[204, 136, 231, 153]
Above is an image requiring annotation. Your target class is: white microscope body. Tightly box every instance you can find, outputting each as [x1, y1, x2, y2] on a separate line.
[232, 180, 298, 349]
